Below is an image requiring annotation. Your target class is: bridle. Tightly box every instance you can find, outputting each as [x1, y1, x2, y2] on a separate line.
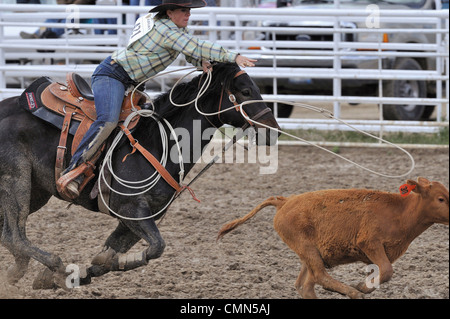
[216, 69, 272, 129]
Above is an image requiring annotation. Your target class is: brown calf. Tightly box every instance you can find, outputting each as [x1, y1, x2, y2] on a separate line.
[218, 177, 449, 299]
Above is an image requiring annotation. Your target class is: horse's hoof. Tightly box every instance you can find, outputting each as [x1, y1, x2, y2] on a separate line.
[79, 273, 91, 286]
[32, 268, 57, 290]
[91, 247, 116, 267]
[32, 268, 73, 291]
[6, 265, 25, 285]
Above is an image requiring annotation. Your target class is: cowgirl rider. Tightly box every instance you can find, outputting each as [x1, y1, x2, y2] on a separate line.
[57, 0, 257, 198]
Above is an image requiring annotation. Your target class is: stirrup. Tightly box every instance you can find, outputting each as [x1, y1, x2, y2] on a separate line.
[56, 162, 96, 200]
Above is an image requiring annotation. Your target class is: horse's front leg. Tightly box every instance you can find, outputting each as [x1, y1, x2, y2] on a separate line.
[85, 200, 166, 282]
[85, 220, 142, 280]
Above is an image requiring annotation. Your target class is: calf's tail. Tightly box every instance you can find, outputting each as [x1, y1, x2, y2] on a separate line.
[217, 196, 288, 241]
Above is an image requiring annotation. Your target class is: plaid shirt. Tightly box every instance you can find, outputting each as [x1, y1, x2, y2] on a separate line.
[112, 18, 238, 83]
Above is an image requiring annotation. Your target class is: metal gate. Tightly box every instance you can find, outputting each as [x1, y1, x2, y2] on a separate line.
[0, 2, 448, 135]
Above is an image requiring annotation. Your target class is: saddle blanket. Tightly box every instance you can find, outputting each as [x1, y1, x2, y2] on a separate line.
[19, 76, 80, 136]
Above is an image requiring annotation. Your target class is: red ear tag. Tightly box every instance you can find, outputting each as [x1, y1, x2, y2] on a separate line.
[399, 184, 416, 197]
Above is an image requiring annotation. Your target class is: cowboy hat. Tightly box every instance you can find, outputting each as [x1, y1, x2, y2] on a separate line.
[149, 0, 207, 13]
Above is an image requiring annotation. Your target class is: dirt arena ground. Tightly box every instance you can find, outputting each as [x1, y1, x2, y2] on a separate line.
[0, 145, 448, 300]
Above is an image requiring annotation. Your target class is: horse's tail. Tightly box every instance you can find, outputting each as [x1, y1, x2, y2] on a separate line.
[217, 196, 288, 241]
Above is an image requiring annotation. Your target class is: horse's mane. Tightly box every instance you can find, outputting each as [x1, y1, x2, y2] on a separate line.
[150, 62, 240, 123]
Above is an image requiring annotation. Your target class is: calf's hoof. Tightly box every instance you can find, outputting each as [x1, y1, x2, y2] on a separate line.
[348, 289, 365, 299]
[354, 281, 377, 294]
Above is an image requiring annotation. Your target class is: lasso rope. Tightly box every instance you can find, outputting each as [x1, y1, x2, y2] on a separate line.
[97, 67, 415, 220]
[237, 99, 415, 179]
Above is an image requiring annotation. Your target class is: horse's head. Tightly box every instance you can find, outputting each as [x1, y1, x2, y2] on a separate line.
[205, 63, 280, 146]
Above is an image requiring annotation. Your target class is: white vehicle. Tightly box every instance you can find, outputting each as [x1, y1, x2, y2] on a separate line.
[250, 0, 447, 120]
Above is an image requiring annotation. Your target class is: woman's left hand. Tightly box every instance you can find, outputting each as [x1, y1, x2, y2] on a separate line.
[236, 55, 257, 68]
[202, 60, 213, 73]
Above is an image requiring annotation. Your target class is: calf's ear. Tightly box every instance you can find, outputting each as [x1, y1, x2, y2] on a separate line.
[406, 179, 421, 194]
[417, 177, 431, 186]
[406, 177, 431, 194]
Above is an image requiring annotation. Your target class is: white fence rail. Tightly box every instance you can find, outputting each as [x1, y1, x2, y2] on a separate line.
[0, 4, 448, 134]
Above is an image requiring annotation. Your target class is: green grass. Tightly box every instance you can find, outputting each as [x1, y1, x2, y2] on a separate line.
[278, 127, 449, 145]
[216, 126, 449, 145]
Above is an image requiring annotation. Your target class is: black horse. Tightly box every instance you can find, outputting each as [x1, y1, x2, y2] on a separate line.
[0, 62, 280, 289]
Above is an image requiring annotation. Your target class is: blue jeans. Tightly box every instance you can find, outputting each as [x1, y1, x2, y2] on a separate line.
[64, 56, 136, 173]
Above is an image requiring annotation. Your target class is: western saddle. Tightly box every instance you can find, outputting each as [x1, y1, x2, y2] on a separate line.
[40, 72, 146, 201]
